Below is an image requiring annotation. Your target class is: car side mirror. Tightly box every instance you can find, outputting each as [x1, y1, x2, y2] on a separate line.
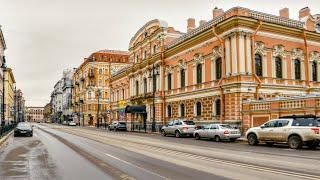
[260, 125, 265, 129]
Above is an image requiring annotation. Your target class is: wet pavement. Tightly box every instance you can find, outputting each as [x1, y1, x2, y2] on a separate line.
[0, 126, 111, 180]
[0, 124, 319, 180]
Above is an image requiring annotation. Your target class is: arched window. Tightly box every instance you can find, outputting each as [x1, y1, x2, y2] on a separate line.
[143, 78, 147, 94]
[180, 69, 185, 88]
[153, 45, 157, 54]
[167, 73, 172, 90]
[196, 102, 202, 116]
[215, 99, 221, 116]
[135, 80, 139, 96]
[180, 104, 185, 117]
[167, 105, 172, 117]
[312, 61, 317, 82]
[255, 54, 263, 76]
[275, 57, 282, 78]
[294, 59, 301, 80]
[144, 50, 148, 59]
[216, 58, 222, 79]
[196, 64, 202, 84]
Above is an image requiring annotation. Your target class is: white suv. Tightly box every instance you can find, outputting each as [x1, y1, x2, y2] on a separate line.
[246, 116, 320, 149]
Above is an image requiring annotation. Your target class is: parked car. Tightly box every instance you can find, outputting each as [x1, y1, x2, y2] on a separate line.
[62, 121, 68, 125]
[108, 121, 127, 131]
[193, 124, 241, 142]
[68, 121, 77, 126]
[161, 120, 196, 138]
[246, 115, 320, 149]
[14, 122, 33, 137]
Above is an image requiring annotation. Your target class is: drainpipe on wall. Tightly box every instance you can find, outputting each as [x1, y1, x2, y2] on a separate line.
[160, 34, 166, 128]
[302, 30, 311, 90]
[212, 26, 225, 123]
[251, 20, 263, 99]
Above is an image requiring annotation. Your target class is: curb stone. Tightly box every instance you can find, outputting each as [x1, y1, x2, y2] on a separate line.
[0, 131, 13, 148]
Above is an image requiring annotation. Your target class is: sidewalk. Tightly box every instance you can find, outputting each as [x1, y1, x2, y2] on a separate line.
[0, 131, 13, 148]
[72, 125, 247, 141]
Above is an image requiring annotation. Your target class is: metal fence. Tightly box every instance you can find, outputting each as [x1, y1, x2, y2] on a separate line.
[0, 123, 16, 138]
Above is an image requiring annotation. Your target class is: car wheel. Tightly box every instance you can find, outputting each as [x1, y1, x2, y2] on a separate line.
[107, 127, 111, 131]
[247, 133, 259, 146]
[266, 142, 274, 146]
[175, 130, 181, 138]
[195, 133, 200, 140]
[215, 135, 221, 142]
[288, 135, 302, 149]
[161, 130, 166, 136]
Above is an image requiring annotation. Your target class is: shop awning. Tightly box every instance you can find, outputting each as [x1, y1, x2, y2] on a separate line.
[125, 105, 146, 114]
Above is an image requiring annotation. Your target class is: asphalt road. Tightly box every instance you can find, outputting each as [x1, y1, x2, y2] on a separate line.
[0, 124, 319, 180]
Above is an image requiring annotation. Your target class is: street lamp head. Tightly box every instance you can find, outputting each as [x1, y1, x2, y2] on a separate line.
[1, 56, 6, 69]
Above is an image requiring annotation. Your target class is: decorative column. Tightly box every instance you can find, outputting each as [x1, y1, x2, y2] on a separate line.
[246, 33, 252, 74]
[225, 37, 231, 76]
[231, 33, 238, 75]
[239, 32, 246, 74]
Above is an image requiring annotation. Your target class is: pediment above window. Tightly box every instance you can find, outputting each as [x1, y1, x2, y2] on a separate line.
[292, 48, 304, 60]
[310, 51, 320, 61]
[272, 45, 288, 58]
[212, 46, 222, 60]
[194, 54, 204, 64]
[254, 42, 266, 56]
[178, 60, 187, 69]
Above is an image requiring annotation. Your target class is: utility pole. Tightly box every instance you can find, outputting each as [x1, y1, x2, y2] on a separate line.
[97, 88, 101, 128]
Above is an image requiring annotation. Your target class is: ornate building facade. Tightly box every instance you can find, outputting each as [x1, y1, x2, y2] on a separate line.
[72, 50, 129, 126]
[110, 6, 320, 132]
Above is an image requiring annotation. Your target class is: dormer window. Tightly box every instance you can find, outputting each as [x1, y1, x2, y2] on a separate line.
[316, 23, 320, 33]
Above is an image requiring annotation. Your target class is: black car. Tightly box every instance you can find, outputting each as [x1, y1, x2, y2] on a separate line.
[14, 122, 33, 137]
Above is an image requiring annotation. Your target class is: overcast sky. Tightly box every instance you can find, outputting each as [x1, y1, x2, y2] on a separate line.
[0, 0, 319, 106]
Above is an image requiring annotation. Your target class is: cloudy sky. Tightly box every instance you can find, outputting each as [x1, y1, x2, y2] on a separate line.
[0, 0, 319, 106]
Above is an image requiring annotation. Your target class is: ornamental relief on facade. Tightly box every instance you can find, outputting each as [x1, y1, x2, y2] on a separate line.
[178, 60, 187, 70]
[194, 54, 204, 64]
[272, 44, 288, 58]
[291, 48, 304, 60]
[165, 65, 173, 75]
[212, 46, 222, 60]
[254, 42, 266, 56]
[310, 51, 320, 62]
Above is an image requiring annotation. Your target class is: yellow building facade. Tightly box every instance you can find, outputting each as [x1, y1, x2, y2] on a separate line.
[4, 68, 15, 122]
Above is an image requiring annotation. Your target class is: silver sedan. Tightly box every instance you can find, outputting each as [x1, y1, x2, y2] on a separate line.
[193, 124, 241, 142]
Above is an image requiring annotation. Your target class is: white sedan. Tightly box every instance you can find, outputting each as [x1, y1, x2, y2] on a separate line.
[68, 121, 77, 126]
[193, 124, 241, 142]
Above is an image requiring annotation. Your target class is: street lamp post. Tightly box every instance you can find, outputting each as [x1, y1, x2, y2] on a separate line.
[96, 88, 101, 128]
[1, 56, 6, 127]
[148, 64, 159, 132]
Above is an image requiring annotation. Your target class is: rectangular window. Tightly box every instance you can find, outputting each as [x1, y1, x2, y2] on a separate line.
[167, 74, 172, 90]
[180, 69, 185, 88]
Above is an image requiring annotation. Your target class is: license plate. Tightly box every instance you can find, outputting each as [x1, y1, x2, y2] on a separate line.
[20, 131, 26, 133]
[231, 131, 238, 134]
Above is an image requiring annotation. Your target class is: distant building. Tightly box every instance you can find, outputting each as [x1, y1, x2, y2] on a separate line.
[72, 50, 130, 126]
[43, 102, 52, 122]
[51, 80, 63, 123]
[25, 107, 44, 122]
[62, 69, 75, 121]
[15, 89, 25, 122]
[4, 68, 15, 122]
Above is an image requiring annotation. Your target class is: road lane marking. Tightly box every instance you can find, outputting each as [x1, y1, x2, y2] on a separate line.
[104, 153, 168, 180]
[47, 125, 320, 180]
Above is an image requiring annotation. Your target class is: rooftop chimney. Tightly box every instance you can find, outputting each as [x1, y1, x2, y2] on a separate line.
[199, 20, 207, 26]
[299, 7, 310, 20]
[279, 8, 289, 18]
[187, 18, 195, 32]
[212, 7, 224, 18]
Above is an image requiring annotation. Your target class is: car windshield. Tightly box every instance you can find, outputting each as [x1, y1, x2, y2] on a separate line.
[292, 118, 318, 127]
[17, 123, 31, 128]
[119, 122, 126, 125]
[219, 124, 234, 129]
[183, 121, 195, 125]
